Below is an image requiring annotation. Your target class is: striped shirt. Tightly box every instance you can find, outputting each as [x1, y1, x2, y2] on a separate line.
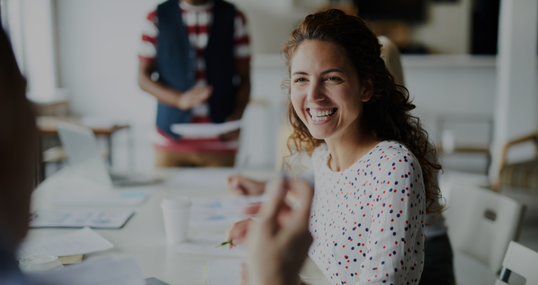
[139, 1, 250, 153]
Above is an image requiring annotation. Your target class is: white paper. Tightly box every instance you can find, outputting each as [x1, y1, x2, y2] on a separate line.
[25, 255, 146, 285]
[165, 168, 234, 188]
[170, 120, 241, 138]
[51, 190, 148, 206]
[30, 210, 134, 229]
[175, 233, 246, 257]
[205, 259, 243, 285]
[190, 195, 265, 227]
[17, 227, 114, 259]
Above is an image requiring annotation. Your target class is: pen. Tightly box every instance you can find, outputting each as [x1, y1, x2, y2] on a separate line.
[216, 240, 233, 248]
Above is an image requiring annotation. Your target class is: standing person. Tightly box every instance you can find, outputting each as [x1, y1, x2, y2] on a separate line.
[138, 0, 251, 167]
[226, 9, 450, 285]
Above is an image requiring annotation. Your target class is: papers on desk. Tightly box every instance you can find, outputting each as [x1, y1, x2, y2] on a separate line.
[17, 227, 113, 259]
[30, 210, 134, 229]
[176, 233, 246, 257]
[190, 195, 265, 227]
[51, 190, 149, 206]
[25, 255, 146, 285]
[165, 168, 234, 188]
[205, 259, 243, 285]
[171, 120, 241, 138]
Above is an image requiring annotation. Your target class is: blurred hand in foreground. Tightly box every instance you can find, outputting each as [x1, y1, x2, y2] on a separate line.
[244, 178, 314, 285]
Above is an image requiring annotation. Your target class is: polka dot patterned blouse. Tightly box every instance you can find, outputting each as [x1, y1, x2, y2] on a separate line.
[309, 141, 425, 285]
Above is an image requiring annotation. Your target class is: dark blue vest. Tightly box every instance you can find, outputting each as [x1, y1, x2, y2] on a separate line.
[156, 0, 237, 140]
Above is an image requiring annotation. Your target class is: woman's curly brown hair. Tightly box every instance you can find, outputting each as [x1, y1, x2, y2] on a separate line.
[282, 9, 442, 215]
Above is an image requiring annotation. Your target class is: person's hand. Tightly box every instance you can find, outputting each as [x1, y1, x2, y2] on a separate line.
[176, 85, 213, 110]
[225, 218, 251, 249]
[227, 175, 265, 196]
[244, 178, 314, 285]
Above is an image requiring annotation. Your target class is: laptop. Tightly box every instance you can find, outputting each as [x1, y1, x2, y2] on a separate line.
[56, 122, 159, 187]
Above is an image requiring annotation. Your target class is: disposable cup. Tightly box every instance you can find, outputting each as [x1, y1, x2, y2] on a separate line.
[19, 255, 64, 272]
[161, 196, 191, 244]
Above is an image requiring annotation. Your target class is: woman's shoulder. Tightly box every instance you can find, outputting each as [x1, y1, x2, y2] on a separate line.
[372, 141, 419, 166]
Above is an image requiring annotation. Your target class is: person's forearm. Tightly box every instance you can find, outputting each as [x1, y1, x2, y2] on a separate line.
[138, 71, 181, 107]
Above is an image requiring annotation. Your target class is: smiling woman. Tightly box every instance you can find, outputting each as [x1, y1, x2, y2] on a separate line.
[226, 8, 453, 285]
[280, 9, 447, 285]
[282, 9, 441, 211]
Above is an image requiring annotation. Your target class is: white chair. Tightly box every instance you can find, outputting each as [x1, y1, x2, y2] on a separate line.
[496, 241, 538, 285]
[443, 181, 526, 285]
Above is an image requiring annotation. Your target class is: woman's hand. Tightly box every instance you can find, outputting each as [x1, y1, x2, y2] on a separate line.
[225, 218, 252, 249]
[227, 175, 265, 196]
[244, 178, 314, 285]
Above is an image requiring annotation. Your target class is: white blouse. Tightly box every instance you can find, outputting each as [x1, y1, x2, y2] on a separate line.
[309, 141, 425, 285]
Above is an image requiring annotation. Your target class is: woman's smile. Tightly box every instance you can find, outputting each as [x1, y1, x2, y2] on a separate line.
[307, 107, 338, 124]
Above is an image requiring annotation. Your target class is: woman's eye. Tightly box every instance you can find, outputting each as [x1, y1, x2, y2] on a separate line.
[294, 78, 307, 83]
[326, 76, 341, 81]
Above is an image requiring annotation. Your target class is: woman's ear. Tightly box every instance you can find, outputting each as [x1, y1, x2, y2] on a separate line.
[360, 78, 374, 102]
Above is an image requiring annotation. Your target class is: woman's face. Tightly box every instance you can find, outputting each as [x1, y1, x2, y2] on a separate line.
[290, 40, 372, 141]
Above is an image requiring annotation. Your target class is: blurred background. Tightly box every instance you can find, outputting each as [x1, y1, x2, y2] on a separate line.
[2, 0, 533, 174]
[1, 1, 537, 283]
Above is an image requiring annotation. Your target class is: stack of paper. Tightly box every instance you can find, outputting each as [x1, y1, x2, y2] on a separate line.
[30, 210, 134, 229]
[171, 120, 241, 138]
[25, 255, 146, 285]
[205, 259, 243, 285]
[17, 227, 114, 259]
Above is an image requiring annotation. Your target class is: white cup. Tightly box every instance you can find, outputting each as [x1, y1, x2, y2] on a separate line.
[161, 196, 192, 244]
[19, 255, 64, 272]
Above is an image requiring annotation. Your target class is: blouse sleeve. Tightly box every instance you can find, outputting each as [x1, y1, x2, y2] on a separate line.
[356, 154, 426, 285]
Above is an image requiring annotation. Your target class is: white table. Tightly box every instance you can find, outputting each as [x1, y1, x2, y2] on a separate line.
[28, 168, 329, 285]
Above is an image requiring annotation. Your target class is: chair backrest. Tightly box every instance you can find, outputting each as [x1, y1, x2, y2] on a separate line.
[444, 182, 526, 273]
[378, 35, 405, 86]
[495, 241, 538, 285]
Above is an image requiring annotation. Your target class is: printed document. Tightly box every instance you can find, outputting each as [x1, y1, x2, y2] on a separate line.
[190, 195, 265, 227]
[52, 190, 148, 206]
[30, 210, 134, 229]
[176, 233, 245, 257]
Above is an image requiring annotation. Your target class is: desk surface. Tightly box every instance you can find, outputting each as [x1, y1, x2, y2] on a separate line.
[37, 116, 129, 135]
[29, 168, 329, 285]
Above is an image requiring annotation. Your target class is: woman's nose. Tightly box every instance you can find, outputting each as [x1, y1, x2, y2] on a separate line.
[306, 80, 325, 102]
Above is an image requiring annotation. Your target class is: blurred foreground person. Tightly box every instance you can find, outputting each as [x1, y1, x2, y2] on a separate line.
[0, 26, 38, 284]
